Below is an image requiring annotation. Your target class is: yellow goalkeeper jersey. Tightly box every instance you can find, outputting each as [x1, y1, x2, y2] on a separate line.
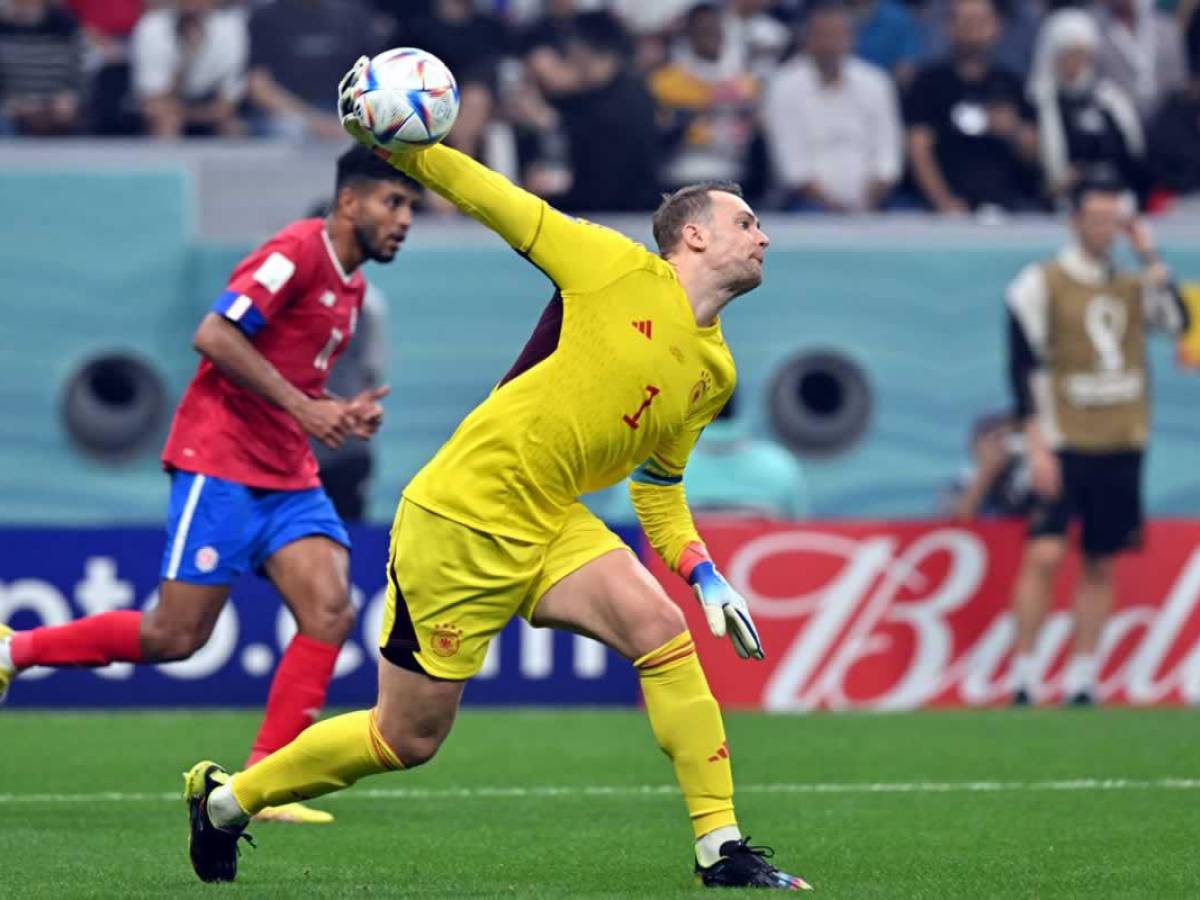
[393, 145, 736, 543]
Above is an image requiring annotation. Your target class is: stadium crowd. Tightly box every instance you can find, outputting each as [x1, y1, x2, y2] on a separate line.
[2, 0, 1199, 212]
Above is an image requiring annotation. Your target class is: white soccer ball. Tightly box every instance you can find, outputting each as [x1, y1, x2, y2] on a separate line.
[355, 48, 459, 149]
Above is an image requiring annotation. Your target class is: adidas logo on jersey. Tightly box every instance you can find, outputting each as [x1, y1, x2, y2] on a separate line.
[632, 320, 653, 339]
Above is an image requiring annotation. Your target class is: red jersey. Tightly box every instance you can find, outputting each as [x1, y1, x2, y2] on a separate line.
[162, 219, 366, 490]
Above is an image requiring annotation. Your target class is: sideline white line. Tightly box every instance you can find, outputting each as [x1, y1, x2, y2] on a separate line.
[2, 778, 1198, 805]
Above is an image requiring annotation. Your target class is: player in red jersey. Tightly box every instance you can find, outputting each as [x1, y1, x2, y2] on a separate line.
[0, 146, 421, 823]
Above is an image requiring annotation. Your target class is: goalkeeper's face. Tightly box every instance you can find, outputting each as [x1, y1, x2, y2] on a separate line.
[351, 179, 421, 263]
[704, 191, 770, 298]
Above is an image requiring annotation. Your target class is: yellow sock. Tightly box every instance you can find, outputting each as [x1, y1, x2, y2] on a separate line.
[230, 709, 402, 814]
[636, 631, 737, 838]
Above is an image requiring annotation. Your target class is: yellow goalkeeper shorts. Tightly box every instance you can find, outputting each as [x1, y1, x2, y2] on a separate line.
[378, 497, 629, 680]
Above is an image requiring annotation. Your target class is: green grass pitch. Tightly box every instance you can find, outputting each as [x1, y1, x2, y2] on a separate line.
[3, 708, 1199, 898]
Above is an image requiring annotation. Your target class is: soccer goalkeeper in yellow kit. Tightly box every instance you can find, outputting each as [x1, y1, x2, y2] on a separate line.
[183, 57, 811, 892]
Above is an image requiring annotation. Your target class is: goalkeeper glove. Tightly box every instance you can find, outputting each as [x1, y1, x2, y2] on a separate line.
[688, 561, 764, 661]
[338, 57, 425, 162]
[337, 56, 376, 149]
[339, 55, 412, 157]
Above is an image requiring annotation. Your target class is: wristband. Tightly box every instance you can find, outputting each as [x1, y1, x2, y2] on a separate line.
[687, 560, 719, 588]
[677, 542, 711, 582]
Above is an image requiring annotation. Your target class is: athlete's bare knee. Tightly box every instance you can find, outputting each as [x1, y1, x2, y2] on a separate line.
[373, 715, 447, 769]
[628, 599, 688, 659]
[294, 594, 355, 644]
[650, 600, 687, 643]
[391, 733, 443, 768]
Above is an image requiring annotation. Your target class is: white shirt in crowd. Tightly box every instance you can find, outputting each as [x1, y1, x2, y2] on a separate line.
[763, 55, 903, 211]
[612, 0, 697, 34]
[721, 10, 792, 79]
[1092, 0, 1187, 117]
[131, 8, 248, 104]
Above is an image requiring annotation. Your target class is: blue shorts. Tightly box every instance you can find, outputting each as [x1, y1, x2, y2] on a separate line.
[160, 471, 350, 584]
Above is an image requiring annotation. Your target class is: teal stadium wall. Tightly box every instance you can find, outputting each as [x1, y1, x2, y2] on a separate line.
[1, 172, 1197, 524]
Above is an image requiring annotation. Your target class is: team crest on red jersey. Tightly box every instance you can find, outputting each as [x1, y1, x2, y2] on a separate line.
[430, 624, 463, 658]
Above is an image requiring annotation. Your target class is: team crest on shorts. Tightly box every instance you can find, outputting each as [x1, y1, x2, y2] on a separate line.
[194, 546, 219, 573]
[430, 624, 463, 658]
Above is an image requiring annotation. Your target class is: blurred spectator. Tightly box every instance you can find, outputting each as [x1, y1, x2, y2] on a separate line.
[1028, 9, 1145, 207]
[247, 0, 376, 140]
[403, 0, 506, 161]
[612, 0, 699, 38]
[918, 0, 1043, 80]
[0, 0, 84, 136]
[1092, 0, 1188, 117]
[847, 0, 926, 87]
[67, 0, 141, 66]
[905, 0, 1040, 213]
[723, 0, 792, 78]
[1189, 0, 1199, 61]
[1146, 23, 1200, 194]
[512, 1, 587, 190]
[522, 0, 583, 84]
[130, 0, 248, 138]
[545, 12, 660, 212]
[66, 0, 142, 134]
[762, 1, 902, 212]
[939, 410, 1033, 520]
[650, 2, 761, 187]
[66, 0, 141, 39]
[681, 390, 809, 519]
[490, 0, 558, 26]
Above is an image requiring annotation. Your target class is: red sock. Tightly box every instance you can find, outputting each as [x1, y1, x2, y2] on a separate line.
[244, 634, 341, 768]
[10, 610, 143, 670]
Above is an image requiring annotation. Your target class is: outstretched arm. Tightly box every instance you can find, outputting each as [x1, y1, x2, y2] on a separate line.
[393, 145, 638, 292]
[339, 57, 638, 293]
